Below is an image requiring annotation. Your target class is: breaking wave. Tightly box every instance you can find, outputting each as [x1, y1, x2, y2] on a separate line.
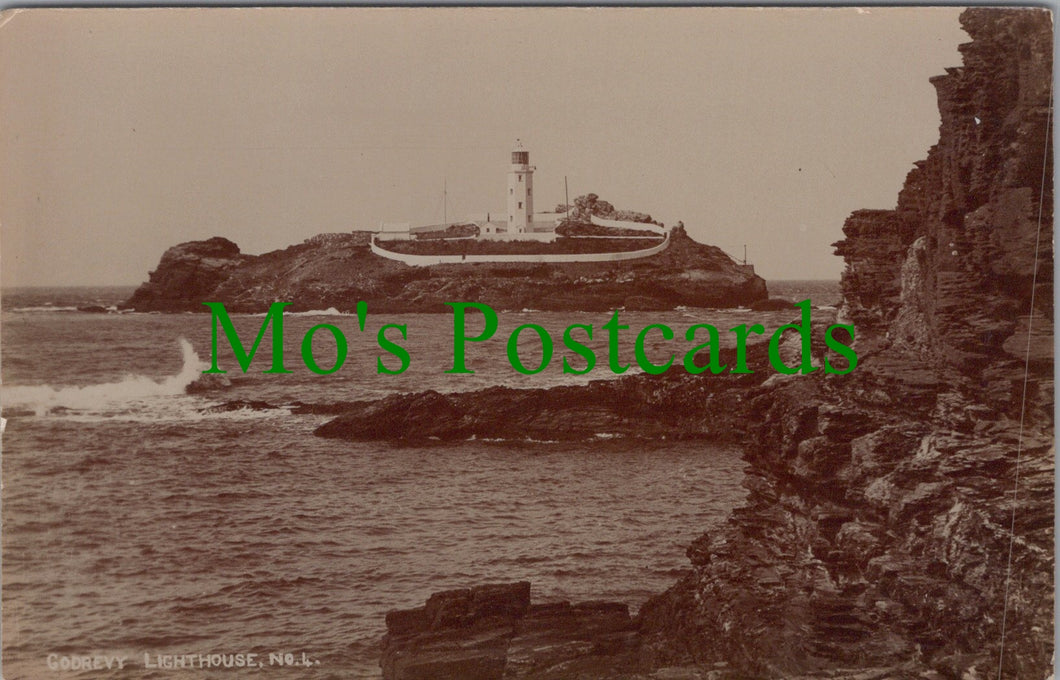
[288, 308, 347, 316]
[8, 306, 81, 313]
[4, 338, 206, 417]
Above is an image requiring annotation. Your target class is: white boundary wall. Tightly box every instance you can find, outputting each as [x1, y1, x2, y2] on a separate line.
[370, 232, 670, 266]
[479, 231, 557, 243]
[570, 234, 666, 240]
[589, 214, 668, 235]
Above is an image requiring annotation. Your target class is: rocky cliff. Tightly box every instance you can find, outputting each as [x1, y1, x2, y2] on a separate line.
[124, 225, 766, 313]
[638, 8, 1053, 679]
[365, 8, 1053, 679]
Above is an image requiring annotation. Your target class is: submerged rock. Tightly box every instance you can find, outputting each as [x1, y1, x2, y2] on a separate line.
[185, 372, 232, 393]
[749, 297, 797, 311]
[199, 399, 275, 413]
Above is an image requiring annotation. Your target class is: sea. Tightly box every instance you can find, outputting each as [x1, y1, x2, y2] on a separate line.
[1, 281, 839, 680]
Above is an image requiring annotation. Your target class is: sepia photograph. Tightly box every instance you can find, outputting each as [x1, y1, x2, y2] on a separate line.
[0, 6, 1053, 679]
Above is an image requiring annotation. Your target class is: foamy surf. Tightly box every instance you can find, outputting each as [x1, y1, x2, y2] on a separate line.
[8, 306, 81, 313]
[246, 307, 349, 317]
[288, 307, 347, 316]
[4, 338, 207, 417]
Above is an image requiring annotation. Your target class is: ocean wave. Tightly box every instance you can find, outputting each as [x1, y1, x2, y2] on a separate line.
[7, 306, 81, 313]
[476, 437, 562, 444]
[287, 307, 348, 316]
[3, 339, 206, 417]
[39, 407, 291, 425]
[245, 307, 350, 317]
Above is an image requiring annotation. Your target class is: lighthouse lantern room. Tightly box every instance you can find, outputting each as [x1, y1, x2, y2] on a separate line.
[507, 139, 534, 233]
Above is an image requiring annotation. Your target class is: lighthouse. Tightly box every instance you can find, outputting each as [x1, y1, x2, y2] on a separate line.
[507, 139, 534, 233]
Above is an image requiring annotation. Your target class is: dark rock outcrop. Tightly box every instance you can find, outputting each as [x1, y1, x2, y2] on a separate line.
[124, 225, 767, 313]
[125, 236, 251, 313]
[381, 583, 642, 680]
[315, 351, 768, 443]
[374, 8, 1053, 680]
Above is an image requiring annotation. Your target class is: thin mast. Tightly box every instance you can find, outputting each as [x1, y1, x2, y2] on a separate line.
[564, 176, 570, 220]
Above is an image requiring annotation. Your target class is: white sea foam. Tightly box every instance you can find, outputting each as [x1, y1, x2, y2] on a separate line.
[245, 307, 351, 318]
[4, 339, 207, 417]
[50, 406, 290, 424]
[8, 306, 81, 313]
[288, 308, 348, 317]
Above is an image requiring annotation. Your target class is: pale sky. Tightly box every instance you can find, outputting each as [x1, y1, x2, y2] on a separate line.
[0, 7, 968, 287]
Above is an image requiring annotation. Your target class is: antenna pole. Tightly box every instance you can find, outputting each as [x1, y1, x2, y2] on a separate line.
[565, 176, 570, 220]
[444, 178, 447, 227]
[743, 244, 747, 265]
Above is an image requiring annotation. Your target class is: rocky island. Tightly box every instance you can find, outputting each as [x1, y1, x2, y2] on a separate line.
[334, 9, 1051, 679]
[124, 210, 767, 314]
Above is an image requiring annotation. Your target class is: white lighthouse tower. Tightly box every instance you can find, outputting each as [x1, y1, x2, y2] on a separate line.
[507, 139, 534, 233]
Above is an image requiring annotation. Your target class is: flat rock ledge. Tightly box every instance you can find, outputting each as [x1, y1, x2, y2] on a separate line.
[381, 581, 649, 680]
